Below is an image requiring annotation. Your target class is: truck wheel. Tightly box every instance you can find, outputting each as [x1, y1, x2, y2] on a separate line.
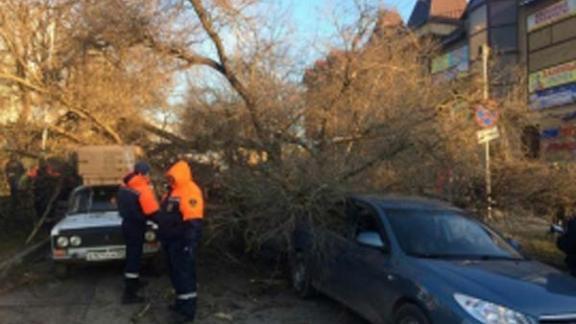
[394, 304, 430, 324]
[54, 263, 69, 279]
[290, 251, 315, 298]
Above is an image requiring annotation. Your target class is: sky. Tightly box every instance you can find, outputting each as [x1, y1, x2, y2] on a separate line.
[276, 0, 417, 65]
[287, 0, 417, 36]
[169, 0, 419, 105]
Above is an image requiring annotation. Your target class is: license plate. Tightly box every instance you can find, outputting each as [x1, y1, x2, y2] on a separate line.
[86, 249, 125, 261]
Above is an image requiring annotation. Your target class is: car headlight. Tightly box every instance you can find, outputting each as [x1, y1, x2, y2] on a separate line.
[455, 293, 533, 324]
[56, 236, 69, 248]
[70, 236, 82, 247]
[144, 230, 156, 242]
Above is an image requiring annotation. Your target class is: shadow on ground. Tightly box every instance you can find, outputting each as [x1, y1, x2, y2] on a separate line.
[0, 251, 367, 324]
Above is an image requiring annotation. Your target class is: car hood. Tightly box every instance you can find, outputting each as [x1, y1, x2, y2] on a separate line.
[51, 212, 121, 235]
[420, 258, 576, 317]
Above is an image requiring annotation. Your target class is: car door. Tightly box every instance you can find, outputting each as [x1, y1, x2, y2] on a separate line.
[310, 201, 357, 299]
[337, 202, 399, 323]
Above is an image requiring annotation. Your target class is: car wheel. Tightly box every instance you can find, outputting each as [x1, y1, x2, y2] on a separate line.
[394, 304, 430, 324]
[290, 251, 315, 298]
[54, 263, 69, 279]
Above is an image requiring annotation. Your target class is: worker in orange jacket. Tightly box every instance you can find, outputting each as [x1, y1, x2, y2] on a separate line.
[157, 160, 204, 323]
[117, 162, 159, 304]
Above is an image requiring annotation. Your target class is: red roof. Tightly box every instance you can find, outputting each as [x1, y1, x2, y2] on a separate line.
[408, 0, 467, 28]
[430, 0, 466, 20]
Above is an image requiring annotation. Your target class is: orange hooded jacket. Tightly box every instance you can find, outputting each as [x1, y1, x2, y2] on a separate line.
[165, 161, 204, 220]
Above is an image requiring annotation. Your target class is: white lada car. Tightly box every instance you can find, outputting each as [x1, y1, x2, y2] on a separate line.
[50, 185, 160, 276]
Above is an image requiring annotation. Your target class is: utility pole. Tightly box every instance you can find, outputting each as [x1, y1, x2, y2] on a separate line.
[482, 44, 492, 221]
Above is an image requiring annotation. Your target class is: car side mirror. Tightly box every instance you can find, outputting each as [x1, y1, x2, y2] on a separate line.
[357, 231, 386, 250]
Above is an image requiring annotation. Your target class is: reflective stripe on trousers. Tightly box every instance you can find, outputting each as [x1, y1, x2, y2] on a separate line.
[177, 292, 198, 300]
[125, 272, 139, 279]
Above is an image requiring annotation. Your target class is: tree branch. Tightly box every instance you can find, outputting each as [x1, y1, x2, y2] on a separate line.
[188, 0, 266, 144]
[340, 142, 413, 181]
[139, 120, 196, 148]
[143, 35, 225, 74]
[56, 96, 123, 144]
[0, 72, 48, 94]
[48, 125, 86, 144]
[0, 72, 123, 144]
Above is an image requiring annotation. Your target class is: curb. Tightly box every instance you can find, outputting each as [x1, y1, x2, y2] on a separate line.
[0, 239, 50, 281]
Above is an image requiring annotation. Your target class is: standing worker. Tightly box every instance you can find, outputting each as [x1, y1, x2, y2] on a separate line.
[4, 155, 25, 208]
[117, 162, 159, 304]
[157, 160, 204, 323]
[557, 205, 576, 277]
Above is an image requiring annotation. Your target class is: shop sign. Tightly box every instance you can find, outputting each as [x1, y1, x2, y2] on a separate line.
[527, 0, 576, 32]
[541, 123, 576, 161]
[529, 60, 576, 93]
[432, 62, 470, 83]
[530, 83, 576, 110]
[431, 46, 469, 75]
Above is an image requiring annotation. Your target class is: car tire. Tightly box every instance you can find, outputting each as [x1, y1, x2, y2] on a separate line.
[54, 263, 69, 279]
[394, 304, 430, 324]
[289, 251, 315, 298]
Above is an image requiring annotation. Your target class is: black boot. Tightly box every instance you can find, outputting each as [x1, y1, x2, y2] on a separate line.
[173, 299, 196, 323]
[122, 278, 146, 304]
[173, 312, 195, 324]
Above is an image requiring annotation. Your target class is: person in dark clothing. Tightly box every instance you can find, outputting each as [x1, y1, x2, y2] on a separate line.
[557, 210, 576, 276]
[157, 160, 204, 323]
[32, 160, 61, 220]
[4, 155, 25, 207]
[116, 162, 159, 304]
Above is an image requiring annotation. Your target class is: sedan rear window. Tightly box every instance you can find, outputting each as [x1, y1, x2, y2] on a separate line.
[68, 186, 118, 214]
[386, 209, 523, 260]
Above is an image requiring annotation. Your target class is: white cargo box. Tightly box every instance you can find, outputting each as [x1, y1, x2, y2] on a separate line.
[77, 145, 143, 185]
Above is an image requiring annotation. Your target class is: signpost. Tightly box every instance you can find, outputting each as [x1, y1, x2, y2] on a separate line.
[480, 44, 496, 221]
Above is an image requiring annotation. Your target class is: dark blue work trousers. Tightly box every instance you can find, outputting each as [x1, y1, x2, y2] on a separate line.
[162, 220, 203, 319]
[122, 220, 146, 279]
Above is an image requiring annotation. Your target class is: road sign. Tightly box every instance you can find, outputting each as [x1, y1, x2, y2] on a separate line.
[477, 126, 500, 144]
[475, 105, 499, 128]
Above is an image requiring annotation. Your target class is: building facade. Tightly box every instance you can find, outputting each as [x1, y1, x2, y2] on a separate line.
[519, 0, 576, 161]
[408, 0, 576, 161]
[409, 0, 519, 85]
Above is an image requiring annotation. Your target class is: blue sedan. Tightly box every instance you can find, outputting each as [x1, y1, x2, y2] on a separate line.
[290, 195, 576, 324]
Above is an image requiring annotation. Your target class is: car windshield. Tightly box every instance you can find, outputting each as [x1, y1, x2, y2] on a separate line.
[68, 186, 118, 214]
[386, 209, 523, 260]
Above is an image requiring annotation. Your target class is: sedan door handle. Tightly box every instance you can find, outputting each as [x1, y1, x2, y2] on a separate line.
[387, 274, 395, 281]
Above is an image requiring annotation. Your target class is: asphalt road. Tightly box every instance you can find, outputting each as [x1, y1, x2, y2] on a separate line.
[0, 253, 366, 324]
